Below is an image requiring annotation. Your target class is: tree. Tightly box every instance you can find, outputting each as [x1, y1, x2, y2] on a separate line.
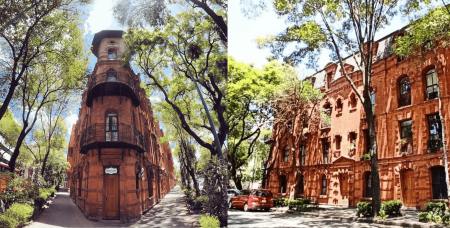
[0, 0, 92, 122]
[250, 0, 427, 216]
[227, 57, 285, 190]
[0, 107, 21, 158]
[394, 5, 450, 203]
[112, 0, 227, 45]
[122, 8, 227, 158]
[7, 14, 89, 171]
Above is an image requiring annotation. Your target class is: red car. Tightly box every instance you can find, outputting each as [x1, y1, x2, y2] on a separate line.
[229, 189, 274, 211]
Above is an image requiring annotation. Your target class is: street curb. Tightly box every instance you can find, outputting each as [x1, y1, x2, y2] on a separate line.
[297, 211, 445, 228]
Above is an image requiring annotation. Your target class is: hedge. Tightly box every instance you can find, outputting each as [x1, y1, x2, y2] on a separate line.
[6, 203, 34, 226]
[199, 215, 220, 228]
[0, 214, 18, 228]
[356, 202, 372, 217]
[380, 200, 403, 216]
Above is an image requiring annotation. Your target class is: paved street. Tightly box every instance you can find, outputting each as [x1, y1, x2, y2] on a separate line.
[228, 209, 403, 228]
[28, 185, 200, 228]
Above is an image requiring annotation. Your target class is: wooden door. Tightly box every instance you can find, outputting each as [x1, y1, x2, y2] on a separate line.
[340, 174, 349, 198]
[104, 175, 119, 219]
[403, 170, 416, 207]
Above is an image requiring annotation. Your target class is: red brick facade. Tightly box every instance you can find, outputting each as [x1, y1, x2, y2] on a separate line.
[267, 33, 450, 209]
[66, 30, 175, 222]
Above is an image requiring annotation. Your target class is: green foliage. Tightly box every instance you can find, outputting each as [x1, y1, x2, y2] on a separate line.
[274, 197, 285, 207]
[0, 214, 18, 228]
[377, 209, 389, 219]
[419, 212, 432, 222]
[425, 201, 448, 212]
[199, 215, 220, 228]
[394, 6, 450, 59]
[380, 200, 403, 216]
[360, 153, 371, 160]
[286, 198, 312, 211]
[0, 173, 38, 209]
[6, 203, 34, 226]
[356, 202, 372, 217]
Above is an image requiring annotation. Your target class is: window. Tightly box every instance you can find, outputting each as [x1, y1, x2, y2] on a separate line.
[321, 175, 327, 195]
[350, 94, 357, 108]
[136, 168, 140, 190]
[431, 166, 448, 199]
[279, 175, 287, 193]
[327, 72, 332, 89]
[298, 175, 304, 195]
[106, 112, 118, 141]
[336, 99, 343, 113]
[108, 49, 117, 60]
[107, 70, 117, 82]
[400, 120, 412, 139]
[364, 130, 370, 154]
[371, 91, 375, 114]
[300, 142, 306, 165]
[322, 139, 329, 164]
[148, 171, 153, 197]
[336, 135, 341, 150]
[283, 146, 290, 162]
[78, 171, 82, 197]
[428, 114, 443, 152]
[399, 77, 411, 107]
[425, 69, 439, 100]
[364, 172, 372, 197]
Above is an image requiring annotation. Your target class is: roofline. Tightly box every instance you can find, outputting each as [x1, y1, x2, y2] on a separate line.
[91, 30, 125, 58]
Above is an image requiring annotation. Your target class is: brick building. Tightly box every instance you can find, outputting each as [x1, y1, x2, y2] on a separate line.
[66, 30, 175, 222]
[266, 31, 450, 209]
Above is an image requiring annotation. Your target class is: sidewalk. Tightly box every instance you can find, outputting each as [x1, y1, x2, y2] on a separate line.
[27, 185, 200, 228]
[272, 205, 446, 228]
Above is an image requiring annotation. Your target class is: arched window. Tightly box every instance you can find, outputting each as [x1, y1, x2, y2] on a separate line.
[399, 77, 411, 107]
[364, 172, 372, 197]
[106, 112, 118, 141]
[283, 146, 290, 162]
[431, 166, 448, 199]
[107, 70, 117, 82]
[321, 175, 327, 195]
[108, 49, 117, 60]
[425, 69, 439, 100]
[350, 94, 357, 108]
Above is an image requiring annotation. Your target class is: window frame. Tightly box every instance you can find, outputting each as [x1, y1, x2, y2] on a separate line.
[321, 175, 327, 196]
[279, 175, 287, 194]
[108, 49, 117, 60]
[322, 139, 329, 164]
[427, 113, 443, 152]
[298, 174, 304, 195]
[431, 166, 448, 199]
[398, 77, 411, 107]
[283, 146, 290, 163]
[425, 69, 439, 100]
[106, 112, 119, 141]
[335, 135, 341, 150]
[300, 141, 306, 165]
[364, 172, 372, 198]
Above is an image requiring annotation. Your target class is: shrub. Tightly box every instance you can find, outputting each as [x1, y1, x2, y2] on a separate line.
[425, 202, 448, 214]
[0, 173, 37, 208]
[199, 215, 220, 228]
[0, 214, 18, 228]
[34, 195, 47, 209]
[286, 198, 312, 211]
[273, 198, 285, 207]
[356, 202, 372, 217]
[6, 203, 34, 226]
[360, 154, 371, 160]
[381, 200, 403, 216]
[432, 214, 442, 223]
[442, 213, 450, 225]
[378, 209, 389, 220]
[418, 212, 432, 222]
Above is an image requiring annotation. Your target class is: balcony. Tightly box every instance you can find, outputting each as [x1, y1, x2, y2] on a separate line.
[80, 122, 146, 154]
[85, 72, 140, 107]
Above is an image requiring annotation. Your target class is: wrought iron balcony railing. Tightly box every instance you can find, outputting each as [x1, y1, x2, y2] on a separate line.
[85, 72, 140, 107]
[80, 122, 146, 154]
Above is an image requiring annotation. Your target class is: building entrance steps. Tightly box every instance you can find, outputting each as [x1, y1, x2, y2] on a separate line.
[27, 185, 200, 228]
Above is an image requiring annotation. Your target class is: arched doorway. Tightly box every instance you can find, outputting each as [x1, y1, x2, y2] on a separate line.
[402, 169, 416, 207]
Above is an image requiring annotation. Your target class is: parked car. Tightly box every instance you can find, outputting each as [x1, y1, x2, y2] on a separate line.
[229, 189, 273, 211]
[227, 189, 240, 204]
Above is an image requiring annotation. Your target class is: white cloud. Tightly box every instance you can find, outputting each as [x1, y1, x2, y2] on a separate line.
[65, 113, 78, 135]
[84, 0, 116, 34]
[149, 96, 161, 103]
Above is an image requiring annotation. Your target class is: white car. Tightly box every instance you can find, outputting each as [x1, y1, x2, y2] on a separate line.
[227, 189, 240, 204]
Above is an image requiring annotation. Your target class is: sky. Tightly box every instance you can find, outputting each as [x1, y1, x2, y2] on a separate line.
[228, 0, 441, 78]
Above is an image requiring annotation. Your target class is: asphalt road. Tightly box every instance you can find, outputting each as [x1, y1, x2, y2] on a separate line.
[228, 208, 404, 228]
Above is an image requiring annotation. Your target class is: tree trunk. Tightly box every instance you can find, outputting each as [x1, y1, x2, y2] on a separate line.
[364, 93, 381, 217]
[41, 147, 51, 176]
[0, 80, 18, 122]
[9, 126, 27, 172]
